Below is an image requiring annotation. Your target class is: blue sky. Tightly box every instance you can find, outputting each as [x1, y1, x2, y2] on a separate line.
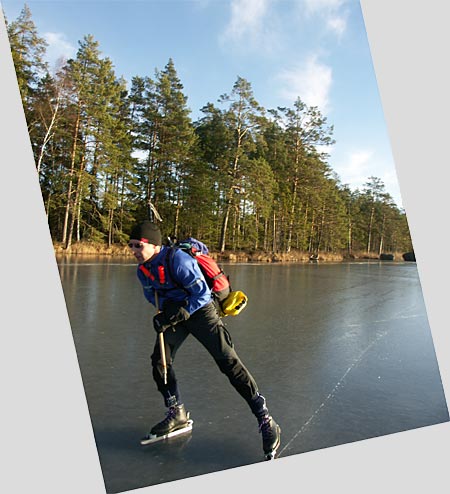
[2, 0, 403, 207]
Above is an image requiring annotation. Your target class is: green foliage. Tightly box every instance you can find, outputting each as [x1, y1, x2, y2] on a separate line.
[7, 4, 413, 255]
[5, 4, 47, 107]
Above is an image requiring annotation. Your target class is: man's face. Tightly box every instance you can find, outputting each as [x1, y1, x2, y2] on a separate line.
[128, 240, 159, 263]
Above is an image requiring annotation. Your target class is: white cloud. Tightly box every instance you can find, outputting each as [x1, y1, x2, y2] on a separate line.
[43, 32, 76, 71]
[333, 149, 373, 189]
[347, 150, 373, 180]
[223, 0, 270, 38]
[380, 168, 403, 205]
[302, 0, 348, 37]
[220, 0, 278, 52]
[278, 55, 333, 112]
[304, 0, 346, 13]
[332, 150, 403, 206]
[327, 15, 347, 37]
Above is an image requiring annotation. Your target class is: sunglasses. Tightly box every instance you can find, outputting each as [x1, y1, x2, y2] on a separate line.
[128, 242, 145, 249]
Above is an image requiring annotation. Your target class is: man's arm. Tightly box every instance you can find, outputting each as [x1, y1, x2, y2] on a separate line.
[171, 250, 212, 314]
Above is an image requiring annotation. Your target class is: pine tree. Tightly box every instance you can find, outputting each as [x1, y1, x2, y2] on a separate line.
[362, 176, 386, 254]
[130, 59, 196, 235]
[60, 35, 126, 247]
[277, 98, 335, 252]
[155, 59, 197, 235]
[194, 103, 234, 244]
[6, 4, 48, 112]
[217, 77, 264, 251]
[84, 72, 134, 245]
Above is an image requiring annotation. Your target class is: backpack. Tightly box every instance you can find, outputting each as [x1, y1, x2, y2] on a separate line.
[166, 237, 248, 317]
[166, 237, 230, 302]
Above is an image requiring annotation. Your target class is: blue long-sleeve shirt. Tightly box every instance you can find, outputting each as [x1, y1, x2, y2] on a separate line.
[136, 245, 212, 315]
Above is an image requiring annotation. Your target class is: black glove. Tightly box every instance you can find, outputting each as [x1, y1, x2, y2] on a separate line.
[163, 299, 190, 325]
[153, 312, 172, 334]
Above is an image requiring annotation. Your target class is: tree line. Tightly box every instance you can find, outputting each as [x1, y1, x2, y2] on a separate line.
[6, 4, 412, 256]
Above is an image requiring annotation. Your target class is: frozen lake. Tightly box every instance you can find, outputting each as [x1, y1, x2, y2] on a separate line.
[58, 258, 449, 493]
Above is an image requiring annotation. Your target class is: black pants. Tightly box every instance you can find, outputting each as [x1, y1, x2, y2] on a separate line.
[151, 301, 263, 414]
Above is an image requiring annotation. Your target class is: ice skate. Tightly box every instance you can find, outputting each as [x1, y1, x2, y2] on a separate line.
[258, 415, 281, 460]
[140, 404, 193, 445]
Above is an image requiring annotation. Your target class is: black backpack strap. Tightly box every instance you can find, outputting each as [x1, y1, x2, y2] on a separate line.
[164, 246, 189, 294]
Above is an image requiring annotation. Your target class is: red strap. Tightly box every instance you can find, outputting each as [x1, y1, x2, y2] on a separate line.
[140, 264, 166, 284]
[139, 264, 154, 280]
[158, 265, 166, 284]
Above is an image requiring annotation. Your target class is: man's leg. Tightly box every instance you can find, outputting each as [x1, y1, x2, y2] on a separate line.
[187, 302, 264, 412]
[186, 302, 281, 457]
[150, 324, 189, 406]
[141, 325, 191, 444]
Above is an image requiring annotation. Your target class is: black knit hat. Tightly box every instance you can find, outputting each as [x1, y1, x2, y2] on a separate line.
[129, 221, 162, 245]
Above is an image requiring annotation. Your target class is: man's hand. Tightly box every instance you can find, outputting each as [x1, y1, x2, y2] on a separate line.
[153, 312, 172, 334]
[163, 299, 190, 325]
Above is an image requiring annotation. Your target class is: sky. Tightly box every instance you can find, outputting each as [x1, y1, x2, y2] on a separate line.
[2, 0, 403, 207]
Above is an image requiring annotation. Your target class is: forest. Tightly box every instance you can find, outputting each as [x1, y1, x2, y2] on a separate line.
[5, 5, 413, 258]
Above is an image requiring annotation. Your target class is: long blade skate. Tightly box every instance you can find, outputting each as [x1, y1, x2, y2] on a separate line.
[264, 433, 280, 460]
[140, 419, 193, 446]
[264, 446, 279, 461]
[260, 416, 281, 461]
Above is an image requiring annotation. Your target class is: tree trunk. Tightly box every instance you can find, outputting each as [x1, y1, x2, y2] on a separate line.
[348, 218, 353, 255]
[366, 205, 375, 254]
[254, 210, 259, 250]
[286, 180, 297, 253]
[174, 202, 181, 239]
[378, 211, 386, 255]
[286, 142, 301, 253]
[219, 201, 231, 252]
[263, 216, 269, 251]
[62, 110, 81, 245]
[272, 209, 277, 252]
[67, 152, 86, 249]
[36, 95, 60, 175]
[308, 210, 316, 253]
[316, 203, 326, 253]
[108, 207, 114, 247]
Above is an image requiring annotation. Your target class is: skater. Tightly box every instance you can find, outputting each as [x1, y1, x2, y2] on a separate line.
[128, 220, 281, 459]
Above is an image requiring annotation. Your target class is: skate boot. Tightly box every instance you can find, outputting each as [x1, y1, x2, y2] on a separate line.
[140, 403, 193, 445]
[258, 415, 281, 460]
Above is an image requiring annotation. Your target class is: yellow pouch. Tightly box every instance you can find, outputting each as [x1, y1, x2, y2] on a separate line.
[221, 290, 248, 317]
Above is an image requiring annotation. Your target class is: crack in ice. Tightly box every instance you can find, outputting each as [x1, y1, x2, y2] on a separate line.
[278, 330, 388, 458]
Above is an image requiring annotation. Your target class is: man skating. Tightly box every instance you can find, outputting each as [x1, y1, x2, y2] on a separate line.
[128, 220, 281, 460]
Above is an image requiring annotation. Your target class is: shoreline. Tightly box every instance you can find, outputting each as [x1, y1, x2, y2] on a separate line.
[53, 242, 409, 263]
